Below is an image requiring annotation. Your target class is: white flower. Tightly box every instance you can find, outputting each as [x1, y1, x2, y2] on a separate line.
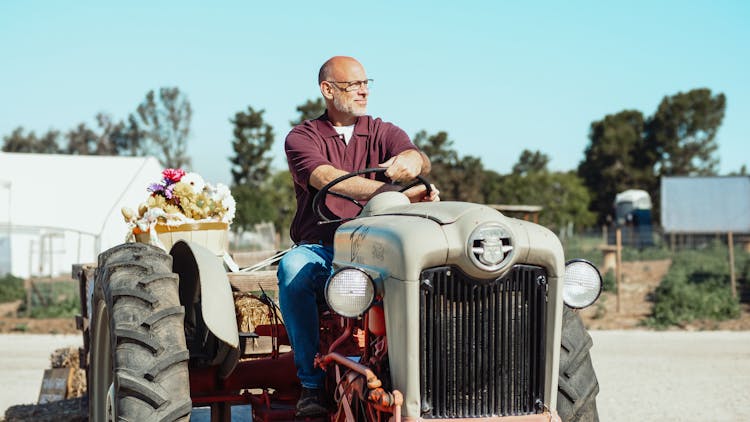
[221, 195, 236, 224]
[181, 172, 206, 194]
[212, 183, 236, 223]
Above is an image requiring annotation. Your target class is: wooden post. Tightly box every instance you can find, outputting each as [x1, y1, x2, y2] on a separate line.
[25, 278, 32, 317]
[615, 228, 622, 313]
[670, 232, 675, 252]
[728, 232, 737, 299]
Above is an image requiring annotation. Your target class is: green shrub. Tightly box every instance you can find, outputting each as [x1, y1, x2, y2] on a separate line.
[29, 295, 80, 318]
[601, 269, 616, 292]
[562, 238, 602, 269]
[621, 246, 672, 262]
[28, 280, 80, 318]
[0, 273, 25, 303]
[647, 246, 740, 328]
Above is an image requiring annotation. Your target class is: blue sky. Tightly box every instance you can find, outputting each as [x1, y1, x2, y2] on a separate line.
[1, 1, 748, 186]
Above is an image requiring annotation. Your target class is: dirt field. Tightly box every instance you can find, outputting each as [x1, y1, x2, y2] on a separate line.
[579, 259, 750, 330]
[0, 317, 77, 334]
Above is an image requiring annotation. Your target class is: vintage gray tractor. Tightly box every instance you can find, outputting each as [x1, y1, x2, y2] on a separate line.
[76, 169, 601, 421]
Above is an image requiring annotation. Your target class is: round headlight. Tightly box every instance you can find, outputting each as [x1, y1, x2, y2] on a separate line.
[325, 268, 375, 318]
[563, 259, 602, 309]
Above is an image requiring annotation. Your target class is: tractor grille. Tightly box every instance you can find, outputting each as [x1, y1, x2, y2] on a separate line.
[419, 265, 547, 418]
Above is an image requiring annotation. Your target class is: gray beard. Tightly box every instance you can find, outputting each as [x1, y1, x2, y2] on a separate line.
[333, 94, 366, 117]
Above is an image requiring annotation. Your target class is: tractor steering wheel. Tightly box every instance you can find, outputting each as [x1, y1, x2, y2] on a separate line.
[312, 167, 432, 225]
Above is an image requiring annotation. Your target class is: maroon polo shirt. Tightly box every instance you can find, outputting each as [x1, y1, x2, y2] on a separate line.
[285, 112, 418, 245]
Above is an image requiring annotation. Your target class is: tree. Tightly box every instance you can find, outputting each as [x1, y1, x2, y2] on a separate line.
[95, 113, 129, 155]
[496, 170, 595, 232]
[113, 114, 145, 156]
[230, 184, 277, 233]
[729, 165, 747, 176]
[66, 123, 100, 154]
[414, 130, 458, 166]
[486, 150, 596, 232]
[480, 169, 506, 205]
[2, 127, 61, 153]
[645, 88, 725, 176]
[66, 114, 135, 156]
[228, 105, 277, 235]
[413, 130, 487, 202]
[36, 130, 62, 154]
[577, 110, 652, 223]
[452, 155, 486, 202]
[3, 115, 130, 157]
[512, 149, 550, 175]
[229, 106, 275, 187]
[290, 98, 325, 126]
[129, 87, 192, 168]
[264, 170, 296, 244]
[2, 127, 36, 152]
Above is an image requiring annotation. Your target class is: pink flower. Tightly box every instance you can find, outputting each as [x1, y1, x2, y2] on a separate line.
[162, 168, 186, 183]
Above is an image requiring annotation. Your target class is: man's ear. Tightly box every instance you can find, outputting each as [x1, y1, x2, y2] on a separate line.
[320, 81, 334, 100]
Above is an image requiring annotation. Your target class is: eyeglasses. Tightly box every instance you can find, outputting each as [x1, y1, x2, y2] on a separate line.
[326, 79, 373, 92]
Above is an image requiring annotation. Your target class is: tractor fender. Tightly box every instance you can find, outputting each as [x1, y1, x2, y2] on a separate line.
[170, 240, 239, 349]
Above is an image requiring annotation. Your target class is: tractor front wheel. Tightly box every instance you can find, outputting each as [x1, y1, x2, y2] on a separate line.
[557, 306, 600, 422]
[89, 243, 192, 421]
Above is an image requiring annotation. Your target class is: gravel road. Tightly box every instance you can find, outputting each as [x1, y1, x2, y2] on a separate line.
[590, 330, 750, 422]
[0, 334, 82, 417]
[2, 331, 749, 421]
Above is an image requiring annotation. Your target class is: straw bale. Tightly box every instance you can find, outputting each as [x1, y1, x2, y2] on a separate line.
[234, 292, 281, 332]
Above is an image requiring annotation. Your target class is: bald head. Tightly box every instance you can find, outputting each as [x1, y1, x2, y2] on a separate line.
[318, 56, 364, 84]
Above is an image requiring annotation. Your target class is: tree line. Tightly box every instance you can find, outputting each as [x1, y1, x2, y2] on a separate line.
[2, 87, 192, 168]
[3, 87, 735, 239]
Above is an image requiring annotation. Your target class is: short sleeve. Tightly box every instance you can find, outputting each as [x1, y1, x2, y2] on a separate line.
[385, 124, 417, 157]
[285, 126, 332, 190]
[373, 120, 418, 159]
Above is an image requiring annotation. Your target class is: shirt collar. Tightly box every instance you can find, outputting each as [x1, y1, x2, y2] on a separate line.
[313, 111, 370, 138]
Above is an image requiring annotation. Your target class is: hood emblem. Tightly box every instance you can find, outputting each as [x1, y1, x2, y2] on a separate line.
[469, 224, 513, 271]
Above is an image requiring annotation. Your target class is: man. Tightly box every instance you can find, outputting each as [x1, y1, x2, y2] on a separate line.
[278, 56, 438, 417]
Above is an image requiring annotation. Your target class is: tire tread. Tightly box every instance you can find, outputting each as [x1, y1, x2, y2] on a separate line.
[557, 307, 600, 422]
[90, 243, 190, 421]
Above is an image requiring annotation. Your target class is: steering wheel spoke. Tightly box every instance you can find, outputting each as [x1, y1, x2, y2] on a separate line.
[328, 190, 364, 208]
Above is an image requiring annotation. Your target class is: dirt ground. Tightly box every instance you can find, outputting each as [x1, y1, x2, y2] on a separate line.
[0, 317, 78, 334]
[579, 259, 750, 330]
[1, 258, 749, 334]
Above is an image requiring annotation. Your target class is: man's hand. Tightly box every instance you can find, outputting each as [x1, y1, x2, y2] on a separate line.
[378, 150, 423, 182]
[403, 184, 440, 203]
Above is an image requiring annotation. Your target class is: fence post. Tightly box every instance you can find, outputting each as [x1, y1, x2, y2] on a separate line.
[616, 228, 622, 313]
[728, 232, 737, 299]
[25, 278, 32, 317]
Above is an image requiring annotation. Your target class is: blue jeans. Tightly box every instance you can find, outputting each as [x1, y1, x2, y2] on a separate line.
[277, 244, 334, 389]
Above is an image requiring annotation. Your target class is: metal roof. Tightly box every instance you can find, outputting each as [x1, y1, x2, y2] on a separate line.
[661, 176, 750, 233]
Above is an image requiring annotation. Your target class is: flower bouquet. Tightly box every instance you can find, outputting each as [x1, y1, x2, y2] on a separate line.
[122, 168, 236, 256]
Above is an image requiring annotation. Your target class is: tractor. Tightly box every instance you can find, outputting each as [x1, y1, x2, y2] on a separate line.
[76, 169, 601, 421]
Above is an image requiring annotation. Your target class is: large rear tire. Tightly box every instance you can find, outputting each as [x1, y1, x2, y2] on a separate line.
[89, 243, 192, 421]
[557, 306, 599, 422]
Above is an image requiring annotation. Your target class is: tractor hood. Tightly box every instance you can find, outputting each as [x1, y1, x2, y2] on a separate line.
[358, 192, 479, 224]
[335, 192, 564, 282]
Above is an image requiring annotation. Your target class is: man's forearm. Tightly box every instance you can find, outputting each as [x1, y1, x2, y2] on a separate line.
[417, 150, 431, 175]
[309, 165, 399, 201]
